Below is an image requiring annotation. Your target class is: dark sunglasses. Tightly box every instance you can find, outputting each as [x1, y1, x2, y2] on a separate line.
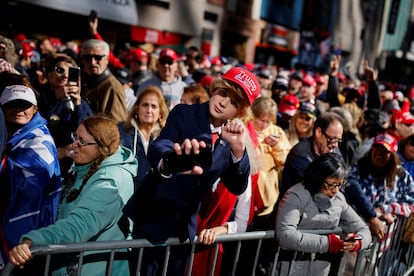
[298, 114, 312, 122]
[82, 54, 106, 62]
[159, 58, 174, 66]
[54, 66, 66, 75]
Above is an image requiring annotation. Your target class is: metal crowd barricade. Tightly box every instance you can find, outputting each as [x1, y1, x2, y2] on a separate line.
[354, 214, 414, 276]
[1, 222, 414, 276]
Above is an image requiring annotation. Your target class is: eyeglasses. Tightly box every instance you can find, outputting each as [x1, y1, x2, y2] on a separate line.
[159, 58, 174, 65]
[54, 66, 66, 75]
[322, 131, 342, 145]
[324, 180, 348, 190]
[71, 133, 97, 147]
[82, 54, 106, 62]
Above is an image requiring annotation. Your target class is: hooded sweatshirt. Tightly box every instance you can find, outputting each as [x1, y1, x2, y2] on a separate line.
[21, 146, 137, 276]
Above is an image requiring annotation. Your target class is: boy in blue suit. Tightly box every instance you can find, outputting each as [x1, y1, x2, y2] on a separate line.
[129, 66, 260, 275]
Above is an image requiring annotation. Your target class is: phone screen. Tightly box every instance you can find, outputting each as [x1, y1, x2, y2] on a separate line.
[68, 67, 80, 83]
[162, 144, 212, 174]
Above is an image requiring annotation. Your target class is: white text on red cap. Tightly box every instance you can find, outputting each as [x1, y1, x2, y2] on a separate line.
[235, 70, 257, 96]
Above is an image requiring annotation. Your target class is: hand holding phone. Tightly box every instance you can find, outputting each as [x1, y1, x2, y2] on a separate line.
[345, 235, 362, 242]
[162, 144, 212, 174]
[89, 10, 98, 22]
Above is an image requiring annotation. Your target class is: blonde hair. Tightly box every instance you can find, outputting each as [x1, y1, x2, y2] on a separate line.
[124, 86, 169, 136]
[285, 112, 315, 146]
[342, 102, 362, 142]
[250, 96, 277, 124]
[232, 118, 261, 175]
[210, 78, 251, 117]
[182, 83, 209, 104]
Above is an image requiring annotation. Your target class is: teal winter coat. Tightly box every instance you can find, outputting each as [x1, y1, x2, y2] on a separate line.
[21, 146, 138, 276]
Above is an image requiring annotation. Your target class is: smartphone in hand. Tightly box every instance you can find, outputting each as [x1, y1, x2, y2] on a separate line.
[89, 10, 98, 22]
[162, 144, 212, 174]
[68, 67, 80, 83]
[345, 236, 362, 242]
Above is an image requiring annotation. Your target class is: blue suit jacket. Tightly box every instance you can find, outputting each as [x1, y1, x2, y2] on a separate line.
[132, 103, 250, 242]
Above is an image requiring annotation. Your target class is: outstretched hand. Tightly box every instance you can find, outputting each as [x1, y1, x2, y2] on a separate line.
[88, 17, 98, 36]
[330, 55, 341, 76]
[362, 60, 377, 81]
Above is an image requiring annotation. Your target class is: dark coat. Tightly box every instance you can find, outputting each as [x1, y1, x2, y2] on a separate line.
[131, 103, 250, 243]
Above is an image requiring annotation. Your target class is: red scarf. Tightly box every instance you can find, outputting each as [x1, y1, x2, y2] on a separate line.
[191, 182, 238, 276]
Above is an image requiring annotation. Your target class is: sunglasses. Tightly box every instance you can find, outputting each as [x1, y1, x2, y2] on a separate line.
[82, 54, 106, 62]
[159, 58, 174, 66]
[54, 66, 66, 75]
[297, 114, 313, 122]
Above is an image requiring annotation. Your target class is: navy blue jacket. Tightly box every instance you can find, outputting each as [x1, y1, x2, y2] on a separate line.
[118, 122, 153, 191]
[132, 103, 250, 243]
[0, 108, 6, 159]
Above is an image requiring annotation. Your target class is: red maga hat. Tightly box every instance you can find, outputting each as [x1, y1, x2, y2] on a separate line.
[373, 133, 398, 152]
[159, 48, 178, 61]
[221, 67, 260, 105]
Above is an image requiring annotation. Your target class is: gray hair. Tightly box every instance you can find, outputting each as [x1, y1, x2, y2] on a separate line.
[81, 39, 110, 56]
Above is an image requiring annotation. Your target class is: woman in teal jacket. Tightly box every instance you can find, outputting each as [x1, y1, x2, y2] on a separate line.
[8, 114, 138, 276]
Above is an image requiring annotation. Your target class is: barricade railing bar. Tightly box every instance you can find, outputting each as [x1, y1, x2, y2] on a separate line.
[1, 217, 414, 276]
[354, 214, 414, 276]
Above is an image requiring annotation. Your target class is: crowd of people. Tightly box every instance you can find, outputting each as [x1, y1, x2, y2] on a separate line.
[0, 13, 414, 276]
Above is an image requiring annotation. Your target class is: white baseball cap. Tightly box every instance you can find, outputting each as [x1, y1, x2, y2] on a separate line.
[0, 85, 37, 106]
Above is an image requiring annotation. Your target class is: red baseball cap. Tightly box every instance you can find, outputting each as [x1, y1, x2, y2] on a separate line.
[221, 67, 260, 105]
[210, 56, 222, 66]
[302, 74, 316, 87]
[199, 75, 214, 88]
[13, 33, 27, 43]
[127, 48, 148, 64]
[278, 94, 300, 116]
[159, 48, 178, 61]
[20, 42, 34, 57]
[337, 72, 347, 83]
[243, 63, 255, 72]
[392, 111, 414, 125]
[315, 75, 326, 85]
[373, 133, 398, 152]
